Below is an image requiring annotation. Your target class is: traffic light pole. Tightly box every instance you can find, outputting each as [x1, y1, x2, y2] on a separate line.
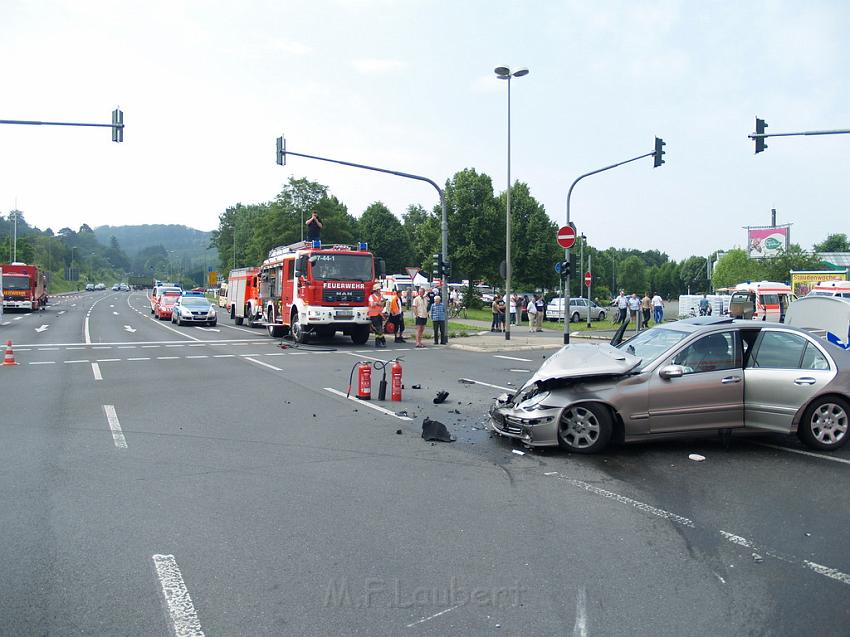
[0, 109, 124, 141]
[563, 149, 657, 345]
[276, 138, 449, 343]
[749, 120, 850, 154]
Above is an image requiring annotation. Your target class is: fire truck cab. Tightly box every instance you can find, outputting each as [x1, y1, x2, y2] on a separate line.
[258, 241, 383, 343]
[1, 262, 48, 311]
[728, 281, 795, 322]
[226, 267, 261, 326]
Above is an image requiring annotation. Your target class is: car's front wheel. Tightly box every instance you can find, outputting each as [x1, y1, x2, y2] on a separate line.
[597, 311, 606, 321]
[571, 312, 580, 323]
[798, 396, 849, 450]
[557, 403, 613, 453]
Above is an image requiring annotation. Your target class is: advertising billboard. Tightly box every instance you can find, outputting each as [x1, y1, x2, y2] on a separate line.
[790, 270, 848, 297]
[747, 226, 790, 258]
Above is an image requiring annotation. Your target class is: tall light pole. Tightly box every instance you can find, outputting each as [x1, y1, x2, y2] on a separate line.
[70, 246, 77, 282]
[495, 65, 529, 341]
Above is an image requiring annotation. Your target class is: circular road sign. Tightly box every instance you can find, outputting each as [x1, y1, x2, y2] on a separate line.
[584, 271, 592, 287]
[556, 225, 577, 249]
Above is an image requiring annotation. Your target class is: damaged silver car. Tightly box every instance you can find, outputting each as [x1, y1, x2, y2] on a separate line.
[490, 317, 850, 453]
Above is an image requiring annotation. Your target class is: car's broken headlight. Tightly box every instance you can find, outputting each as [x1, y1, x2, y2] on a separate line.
[519, 391, 550, 410]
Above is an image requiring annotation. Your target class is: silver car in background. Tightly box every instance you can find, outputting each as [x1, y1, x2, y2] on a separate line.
[490, 317, 850, 453]
[546, 297, 607, 322]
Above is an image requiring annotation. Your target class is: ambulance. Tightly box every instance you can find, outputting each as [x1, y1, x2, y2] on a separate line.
[807, 280, 850, 299]
[728, 281, 795, 322]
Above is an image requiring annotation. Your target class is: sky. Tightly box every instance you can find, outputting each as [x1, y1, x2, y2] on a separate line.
[1, 0, 847, 261]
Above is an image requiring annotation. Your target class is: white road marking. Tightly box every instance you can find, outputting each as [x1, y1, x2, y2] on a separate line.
[29, 361, 55, 365]
[196, 327, 220, 332]
[572, 586, 588, 637]
[218, 323, 260, 334]
[244, 357, 282, 371]
[96, 358, 121, 362]
[509, 368, 530, 372]
[494, 354, 533, 362]
[185, 355, 209, 359]
[57, 311, 66, 315]
[405, 603, 463, 628]
[112, 311, 119, 315]
[91, 362, 102, 380]
[123, 325, 136, 333]
[65, 360, 89, 364]
[38, 347, 59, 351]
[458, 377, 513, 392]
[93, 346, 112, 350]
[344, 352, 389, 362]
[14, 316, 23, 321]
[151, 554, 206, 637]
[324, 387, 413, 420]
[103, 405, 127, 449]
[118, 345, 136, 349]
[35, 324, 49, 333]
[165, 344, 185, 348]
[142, 345, 160, 348]
[213, 354, 235, 358]
[127, 357, 150, 361]
[750, 442, 850, 466]
[804, 561, 850, 586]
[157, 356, 180, 360]
[1, 321, 9, 326]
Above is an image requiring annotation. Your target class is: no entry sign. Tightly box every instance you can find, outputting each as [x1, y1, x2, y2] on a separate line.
[556, 225, 576, 249]
[584, 272, 592, 287]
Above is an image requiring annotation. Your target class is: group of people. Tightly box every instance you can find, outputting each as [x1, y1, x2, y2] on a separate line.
[613, 291, 665, 328]
[490, 293, 546, 333]
[367, 284, 447, 348]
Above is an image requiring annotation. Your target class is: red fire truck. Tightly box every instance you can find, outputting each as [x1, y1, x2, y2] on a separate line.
[258, 241, 384, 343]
[1, 262, 48, 312]
[226, 267, 262, 326]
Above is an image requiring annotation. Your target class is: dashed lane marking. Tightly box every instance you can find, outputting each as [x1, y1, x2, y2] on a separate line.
[457, 377, 513, 392]
[244, 357, 283, 372]
[91, 362, 102, 381]
[494, 354, 534, 362]
[152, 554, 206, 637]
[103, 404, 127, 449]
[324, 387, 413, 420]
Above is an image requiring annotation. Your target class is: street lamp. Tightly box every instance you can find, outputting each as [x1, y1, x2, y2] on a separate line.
[495, 65, 529, 341]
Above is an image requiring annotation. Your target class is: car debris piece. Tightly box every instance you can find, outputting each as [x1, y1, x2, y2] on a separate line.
[433, 391, 450, 404]
[688, 453, 706, 462]
[396, 429, 402, 435]
[752, 552, 763, 563]
[411, 384, 421, 389]
[512, 449, 525, 456]
[396, 410, 409, 417]
[421, 417, 455, 442]
[448, 409, 461, 414]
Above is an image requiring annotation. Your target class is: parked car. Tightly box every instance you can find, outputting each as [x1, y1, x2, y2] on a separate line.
[94, 283, 106, 290]
[172, 296, 218, 326]
[490, 316, 850, 454]
[547, 297, 607, 322]
[118, 283, 130, 291]
[112, 284, 120, 291]
[154, 292, 181, 320]
[85, 283, 95, 291]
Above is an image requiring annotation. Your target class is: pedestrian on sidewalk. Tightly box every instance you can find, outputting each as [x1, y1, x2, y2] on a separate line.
[491, 295, 501, 332]
[615, 290, 627, 323]
[534, 294, 545, 331]
[651, 292, 664, 325]
[627, 293, 640, 325]
[509, 294, 517, 326]
[431, 295, 446, 344]
[412, 287, 429, 348]
[641, 292, 652, 330]
[526, 294, 538, 332]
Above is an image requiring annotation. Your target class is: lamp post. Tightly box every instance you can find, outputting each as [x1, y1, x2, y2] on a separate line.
[495, 65, 529, 341]
[70, 246, 77, 282]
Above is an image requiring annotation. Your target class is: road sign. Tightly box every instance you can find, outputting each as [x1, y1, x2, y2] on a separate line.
[557, 225, 577, 249]
[554, 261, 561, 274]
[405, 267, 420, 279]
[584, 272, 592, 287]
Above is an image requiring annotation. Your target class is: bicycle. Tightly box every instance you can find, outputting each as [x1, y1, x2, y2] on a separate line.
[448, 304, 468, 319]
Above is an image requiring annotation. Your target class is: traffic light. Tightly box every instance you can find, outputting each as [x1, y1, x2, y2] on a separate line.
[755, 118, 767, 154]
[432, 253, 442, 278]
[443, 258, 451, 278]
[276, 136, 286, 165]
[653, 136, 665, 167]
[111, 108, 123, 143]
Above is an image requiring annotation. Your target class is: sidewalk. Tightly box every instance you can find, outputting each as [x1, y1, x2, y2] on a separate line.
[443, 322, 619, 352]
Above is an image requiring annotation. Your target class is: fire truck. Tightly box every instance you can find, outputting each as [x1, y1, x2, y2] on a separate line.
[1, 262, 48, 311]
[226, 267, 262, 326]
[258, 241, 384, 343]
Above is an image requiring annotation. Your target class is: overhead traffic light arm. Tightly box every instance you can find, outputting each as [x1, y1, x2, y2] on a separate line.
[749, 116, 850, 154]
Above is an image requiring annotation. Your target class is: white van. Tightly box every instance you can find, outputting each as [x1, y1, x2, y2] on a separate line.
[807, 280, 850, 299]
[728, 281, 795, 322]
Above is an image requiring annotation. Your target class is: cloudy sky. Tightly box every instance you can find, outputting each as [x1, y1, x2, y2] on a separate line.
[1, 0, 847, 260]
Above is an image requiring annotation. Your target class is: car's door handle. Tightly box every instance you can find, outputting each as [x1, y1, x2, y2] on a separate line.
[794, 377, 817, 386]
[721, 376, 742, 384]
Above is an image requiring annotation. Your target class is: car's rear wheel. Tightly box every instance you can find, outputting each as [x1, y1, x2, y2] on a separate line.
[571, 312, 580, 323]
[557, 403, 612, 453]
[797, 396, 849, 450]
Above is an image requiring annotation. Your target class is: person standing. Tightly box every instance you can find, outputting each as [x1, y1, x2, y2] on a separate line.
[615, 290, 628, 324]
[491, 295, 501, 332]
[431, 295, 446, 345]
[698, 294, 710, 316]
[651, 292, 664, 325]
[509, 294, 517, 326]
[412, 287, 429, 348]
[534, 294, 545, 332]
[367, 283, 387, 348]
[526, 294, 538, 332]
[627, 293, 640, 325]
[387, 291, 406, 343]
[641, 292, 652, 329]
[305, 210, 323, 241]
[497, 295, 507, 330]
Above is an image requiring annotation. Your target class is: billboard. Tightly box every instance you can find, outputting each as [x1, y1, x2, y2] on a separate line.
[747, 226, 790, 258]
[790, 270, 848, 297]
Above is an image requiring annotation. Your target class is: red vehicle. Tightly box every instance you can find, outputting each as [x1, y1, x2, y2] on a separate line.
[1, 262, 48, 312]
[226, 267, 261, 326]
[258, 241, 384, 343]
[154, 292, 181, 320]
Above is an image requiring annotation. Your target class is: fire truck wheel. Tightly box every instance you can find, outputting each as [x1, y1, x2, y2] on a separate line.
[292, 314, 308, 343]
[245, 307, 255, 328]
[351, 325, 370, 345]
[267, 323, 284, 338]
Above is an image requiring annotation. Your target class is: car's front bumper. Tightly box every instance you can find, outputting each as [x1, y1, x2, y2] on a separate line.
[489, 402, 560, 447]
[176, 312, 216, 323]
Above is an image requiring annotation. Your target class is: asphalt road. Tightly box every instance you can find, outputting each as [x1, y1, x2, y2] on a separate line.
[2, 290, 849, 636]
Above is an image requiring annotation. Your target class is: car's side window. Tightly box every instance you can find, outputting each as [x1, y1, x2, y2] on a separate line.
[747, 331, 809, 369]
[672, 331, 738, 374]
[800, 342, 830, 371]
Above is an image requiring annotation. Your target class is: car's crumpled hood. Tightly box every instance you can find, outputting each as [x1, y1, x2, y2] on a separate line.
[523, 343, 641, 389]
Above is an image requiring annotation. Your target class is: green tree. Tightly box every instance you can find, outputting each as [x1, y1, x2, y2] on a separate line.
[402, 204, 440, 272]
[813, 233, 850, 253]
[444, 168, 501, 284]
[680, 256, 710, 293]
[357, 202, 412, 273]
[759, 244, 822, 282]
[619, 255, 647, 294]
[499, 182, 560, 291]
[712, 249, 760, 289]
[105, 236, 130, 271]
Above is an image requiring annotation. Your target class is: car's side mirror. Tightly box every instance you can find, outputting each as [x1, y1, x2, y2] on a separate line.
[659, 364, 685, 380]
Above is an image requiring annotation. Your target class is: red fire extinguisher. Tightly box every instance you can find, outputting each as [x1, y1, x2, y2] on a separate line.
[356, 362, 372, 400]
[391, 359, 402, 401]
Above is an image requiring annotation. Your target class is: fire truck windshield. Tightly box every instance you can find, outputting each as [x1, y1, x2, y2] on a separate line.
[2, 275, 30, 290]
[310, 254, 373, 282]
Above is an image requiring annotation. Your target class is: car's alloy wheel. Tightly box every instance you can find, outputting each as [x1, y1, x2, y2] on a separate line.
[798, 397, 849, 450]
[557, 403, 612, 453]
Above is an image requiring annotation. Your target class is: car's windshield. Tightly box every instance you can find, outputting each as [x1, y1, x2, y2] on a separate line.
[161, 294, 180, 304]
[616, 327, 690, 369]
[2, 275, 30, 290]
[310, 253, 373, 282]
[181, 297, 210, 307]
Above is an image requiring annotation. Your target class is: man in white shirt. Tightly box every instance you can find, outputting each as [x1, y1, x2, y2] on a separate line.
[615, 291, 627, 323]
[651, 293, 664, 325]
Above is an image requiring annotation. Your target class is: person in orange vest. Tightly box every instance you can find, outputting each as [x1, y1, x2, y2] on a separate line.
[386, 291, 407, 343]
[368, 283, 387, 348]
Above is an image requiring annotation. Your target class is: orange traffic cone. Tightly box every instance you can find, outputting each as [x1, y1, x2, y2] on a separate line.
[3, 340, 19, 366]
